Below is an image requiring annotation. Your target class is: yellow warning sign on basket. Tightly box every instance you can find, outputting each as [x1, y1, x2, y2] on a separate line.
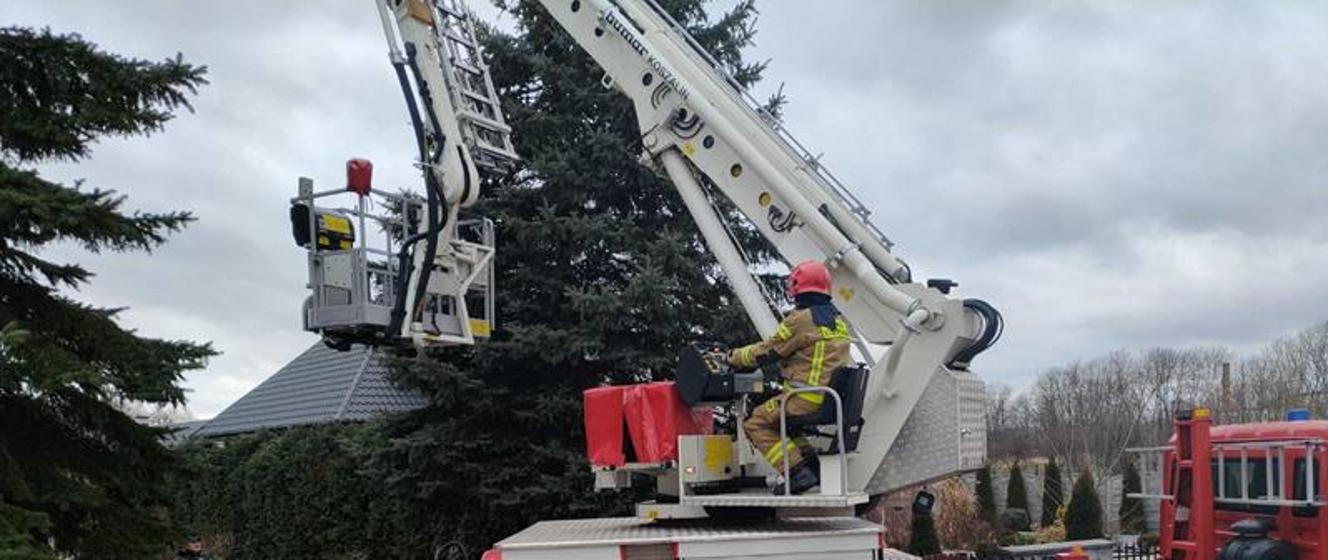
[703, 435, 732, 470]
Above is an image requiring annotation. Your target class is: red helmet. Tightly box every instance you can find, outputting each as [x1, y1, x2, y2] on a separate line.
[787, 260, 832, 298]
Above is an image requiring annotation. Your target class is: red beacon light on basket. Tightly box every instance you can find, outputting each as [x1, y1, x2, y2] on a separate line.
[346, 158, 373, 196]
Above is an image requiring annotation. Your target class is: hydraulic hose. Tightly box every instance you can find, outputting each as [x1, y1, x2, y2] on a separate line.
[947, 299, 1003, 370]
[403, 42, 450, 330]
[386, 43, 446, 338]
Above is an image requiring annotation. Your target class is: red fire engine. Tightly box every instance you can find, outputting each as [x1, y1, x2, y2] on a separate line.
[1136, 408, 1325, 560]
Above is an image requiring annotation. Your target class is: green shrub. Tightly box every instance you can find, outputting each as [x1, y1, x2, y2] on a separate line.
[976, 465, 998, 523]
[1065, 470, 1104, 540]
[998, 531, 1036, 546]
[1006, 463, 1030, 530]
[1001, 508, 1031, 534]
[1041, 459, 1064, 527]
[909, 512, 942, 556]
[1120, 461, 1145, 534]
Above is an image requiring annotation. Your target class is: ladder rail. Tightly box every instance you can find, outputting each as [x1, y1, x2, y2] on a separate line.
[1212, 439, 1325, 506]
[1128, 437, 1328, 508]
[431, 0, 520, 169]
[1127, 446, 1177, 501]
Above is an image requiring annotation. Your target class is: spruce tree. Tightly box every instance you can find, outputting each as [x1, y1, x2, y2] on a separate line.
[909, 511, 942, 556]
[1065, 470, 1104, 540]
[1041, 457, 1064, 527]
[1119, 461, 1145, 534]
[1006, 462, 1030, 531]
[373, 0, 778, 552]
[0, 27, 212, 558]
[976, 464, 998, 523]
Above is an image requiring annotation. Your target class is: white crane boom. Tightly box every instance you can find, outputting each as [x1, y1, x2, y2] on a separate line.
[523, 0, 1001, 497]
[291, 0, 1003, 516]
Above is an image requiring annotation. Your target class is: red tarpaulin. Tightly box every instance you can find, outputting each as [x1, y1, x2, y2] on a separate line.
[583, 381, 713, 466]
[583, 386, 627, 467]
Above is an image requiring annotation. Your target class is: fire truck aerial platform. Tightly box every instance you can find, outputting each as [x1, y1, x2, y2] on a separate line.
[288, 0, 1004, 556]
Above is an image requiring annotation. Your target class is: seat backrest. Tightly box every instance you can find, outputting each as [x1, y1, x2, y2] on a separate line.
[830, 366, 869, 452]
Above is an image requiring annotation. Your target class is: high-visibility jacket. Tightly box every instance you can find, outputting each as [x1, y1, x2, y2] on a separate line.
[727, 305, 852, 405]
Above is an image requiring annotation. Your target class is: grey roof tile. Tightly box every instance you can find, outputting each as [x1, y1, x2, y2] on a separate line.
[191, 342, 427, 438]
[163, 419, 208, 446]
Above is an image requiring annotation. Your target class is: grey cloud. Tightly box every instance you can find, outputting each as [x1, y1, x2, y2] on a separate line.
[4, 0, 1326, 410]
[752, 1, 1328, 262]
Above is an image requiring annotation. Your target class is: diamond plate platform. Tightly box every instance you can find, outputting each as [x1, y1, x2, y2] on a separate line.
[680, 490, 870, 508]
[495, 516, 882, 549]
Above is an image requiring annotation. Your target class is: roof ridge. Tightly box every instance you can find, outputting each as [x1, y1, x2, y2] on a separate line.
[335, 348, 375, 420]
[189, 346, 320, 437]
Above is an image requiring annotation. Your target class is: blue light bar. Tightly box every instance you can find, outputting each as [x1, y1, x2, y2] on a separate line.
[1286, 408, 1311, 422]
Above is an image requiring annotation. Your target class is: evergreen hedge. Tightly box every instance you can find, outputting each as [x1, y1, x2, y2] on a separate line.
[170, 424, 422, 559]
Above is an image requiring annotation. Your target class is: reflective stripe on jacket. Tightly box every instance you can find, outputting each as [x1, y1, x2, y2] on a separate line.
[727, 307, 852, 404]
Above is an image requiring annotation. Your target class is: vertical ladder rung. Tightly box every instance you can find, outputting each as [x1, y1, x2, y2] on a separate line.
[432, 0, 468, 19]
[442, 31, 475, 48]
[475, 146, 520, 162]
[450, 59, 483, 76]
[460, 88, 499, 106]
[436, 5, 465, 19]
[458, 111, 513, 134]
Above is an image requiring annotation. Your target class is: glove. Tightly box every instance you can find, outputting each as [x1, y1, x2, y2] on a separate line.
[702, 350, 729, 374]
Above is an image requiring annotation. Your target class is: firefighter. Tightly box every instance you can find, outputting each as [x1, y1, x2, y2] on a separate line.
[728, 260, 852, 495]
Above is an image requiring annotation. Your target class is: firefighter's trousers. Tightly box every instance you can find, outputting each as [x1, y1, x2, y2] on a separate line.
[744, 394, 821, 472]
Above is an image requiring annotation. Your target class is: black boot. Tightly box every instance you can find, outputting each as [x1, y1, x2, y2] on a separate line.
[772, 461, 820, 496]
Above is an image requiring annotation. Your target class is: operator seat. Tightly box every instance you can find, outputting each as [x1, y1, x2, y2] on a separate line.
[786, 365, 869, 454]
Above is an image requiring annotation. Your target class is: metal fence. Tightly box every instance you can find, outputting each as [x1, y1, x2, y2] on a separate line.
[1112, 543, 1160, 560]
[927, 542, 1158, 560]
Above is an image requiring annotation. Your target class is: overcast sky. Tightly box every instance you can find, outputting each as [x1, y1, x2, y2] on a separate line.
[5, 1, 1327, 418]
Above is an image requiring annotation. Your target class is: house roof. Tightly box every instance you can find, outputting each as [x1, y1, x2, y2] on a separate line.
[163, 419, 208, 446]
[190, 342, 426, 438]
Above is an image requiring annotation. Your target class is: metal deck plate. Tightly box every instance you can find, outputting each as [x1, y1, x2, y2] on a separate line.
[495, 517, 881, 550]
[681, 490, 870, 509]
